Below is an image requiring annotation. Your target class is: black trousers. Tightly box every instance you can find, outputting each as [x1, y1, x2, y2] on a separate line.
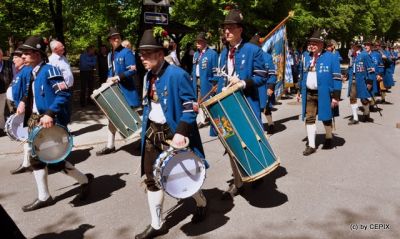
[80, 70, 95, 106]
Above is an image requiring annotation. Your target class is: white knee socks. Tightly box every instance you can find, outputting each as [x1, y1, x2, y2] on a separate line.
[22, 143, 31, 167]
[107, 130, 115, 149]
[33, 168, 50, 201]
[351, 104, 359, 121]
[147, 190, 164, 230]
[306, 124, 317, 148]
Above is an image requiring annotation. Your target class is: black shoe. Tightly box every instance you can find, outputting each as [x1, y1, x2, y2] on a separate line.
[78, 173, 94, 201]
[135, 224, 168, 239]
[302, 146, 316, 156]
[22, 197, 55, 212]
[191, 206, 207, 224]
[221, 184, 243, 200]
[10, 164, 32, 175]
[348, 119, 359, 125]
[321, 139, 333, 150]
[96, 147, 116, 156]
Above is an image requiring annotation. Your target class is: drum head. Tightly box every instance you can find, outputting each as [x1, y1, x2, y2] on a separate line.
[159, 151, 206, 199]
[10, 114, 28, 141]
[31, 125, 73, 164]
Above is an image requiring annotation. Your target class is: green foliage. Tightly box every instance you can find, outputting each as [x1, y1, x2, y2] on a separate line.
[0, 0, 399, 60]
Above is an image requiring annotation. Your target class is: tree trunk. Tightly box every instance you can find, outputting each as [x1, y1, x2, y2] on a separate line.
[49, 0, 65, 45]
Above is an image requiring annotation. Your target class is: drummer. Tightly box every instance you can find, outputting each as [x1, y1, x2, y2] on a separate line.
[135, 28, 207, 239]
[17, 36, 94, 212]
[96, 27, 142, 156]
[9, 48, 33, 175]
[218, 9, 267, 200]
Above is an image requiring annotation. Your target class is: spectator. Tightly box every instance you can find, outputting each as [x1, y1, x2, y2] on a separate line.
[0, 47, 14, 135]
[97, 44, 108, 85]
[79, 46, 97, 107]
[48, 40, 74, 88]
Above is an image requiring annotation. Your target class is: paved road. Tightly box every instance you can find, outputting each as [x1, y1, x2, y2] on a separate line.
[1, 66, 399, 239]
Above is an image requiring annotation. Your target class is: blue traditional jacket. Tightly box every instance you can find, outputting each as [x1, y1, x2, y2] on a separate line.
[300, 50, 342, 121]
[23, 63, 70, 126]
[191, 47, 218, 101]
[140, 62, 205, 176]
[218, 41, 267, 124]
[108, 45, 140, 107]
[12, 66, 32, 106]
[347, 50, 376, 99]
[259, 51, 277, 110]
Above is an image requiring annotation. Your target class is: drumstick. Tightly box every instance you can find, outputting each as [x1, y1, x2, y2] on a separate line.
[198, 85, 218, 104]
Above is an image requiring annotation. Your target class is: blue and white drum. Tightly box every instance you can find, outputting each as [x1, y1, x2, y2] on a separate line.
[154, 148, 206, 199]
[5, 113, 28, 141]
[201, 84, 280, 182]
[29, 124, 73, 164]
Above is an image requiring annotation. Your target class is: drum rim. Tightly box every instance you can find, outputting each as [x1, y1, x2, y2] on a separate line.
[29, 124, 73, 164]
[156, 150, 206, 199]
[201, 84, 242, 107]
[90, 82, 114, 98]
[5, 114, 27, 141]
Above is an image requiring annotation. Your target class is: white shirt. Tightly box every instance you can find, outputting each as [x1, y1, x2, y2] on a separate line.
[48, 53, 74, 87]
[31, 63, 43, 114]
[306, 71, 318, 90]
[149, 101, 167, 124]
[227, 41, 242, 76]
[169, 50, 181, 66]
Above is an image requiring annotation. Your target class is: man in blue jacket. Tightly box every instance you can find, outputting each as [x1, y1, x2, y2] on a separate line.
[249, 33, 277, 134]
[135, 29, 207, 239]
[217, 9, 267, 200]
[299, 30, 342, 156]
[347, 41, 376, 125]
[18, 36, 93, 212]
[96, 28, 141, 156]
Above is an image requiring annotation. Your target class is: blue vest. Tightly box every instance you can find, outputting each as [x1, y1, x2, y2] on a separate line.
[300, 51, 342, 121]
[218, 42, 267, 124]
[12, 66, 32, 106]
[347, 50, 376, 99]
[108, 46, 140, 107]
[140, 63, 205, 176]
[191, 47, 218, 100]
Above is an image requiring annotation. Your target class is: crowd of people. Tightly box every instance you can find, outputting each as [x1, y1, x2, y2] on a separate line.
[1, 8, 399, 239]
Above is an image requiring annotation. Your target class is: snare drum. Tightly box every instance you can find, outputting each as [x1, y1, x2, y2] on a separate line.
[29, 124, 73, 164]
[91, 82, 142, 140]
[154, 148, 206, 199]
[201, 84, 280, 182]
[5, 114, 28, 141]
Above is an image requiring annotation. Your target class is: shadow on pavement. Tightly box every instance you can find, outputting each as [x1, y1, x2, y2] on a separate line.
[241, 166, 288, 208]
[32, 224, 94, 239]
[165, 187, 233, 237]
[52, 173, 128, 207]
[48, 148, 93, 175]
[72, 123, 105, 137]
[70, 105, 104, 124]
[119, 139, 142, 156]
[302, 134, 346, 149]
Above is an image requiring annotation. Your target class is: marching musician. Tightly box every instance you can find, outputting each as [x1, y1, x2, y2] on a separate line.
[218, 9, 267, 199]
[135, 28, 207, 239]
[191, 32, 219, 136]
[347, 40, 376, 125]
[18, 36, 93, 212]
[298, 29, 342, 156]
[9, 48, 33, 175]
[249, 33, 277, 134]
[96, 28, 142, 156]
[377, 42, 394, 104]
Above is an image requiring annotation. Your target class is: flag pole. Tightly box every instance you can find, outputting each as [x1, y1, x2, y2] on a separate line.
[260, 11, 294, 44]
